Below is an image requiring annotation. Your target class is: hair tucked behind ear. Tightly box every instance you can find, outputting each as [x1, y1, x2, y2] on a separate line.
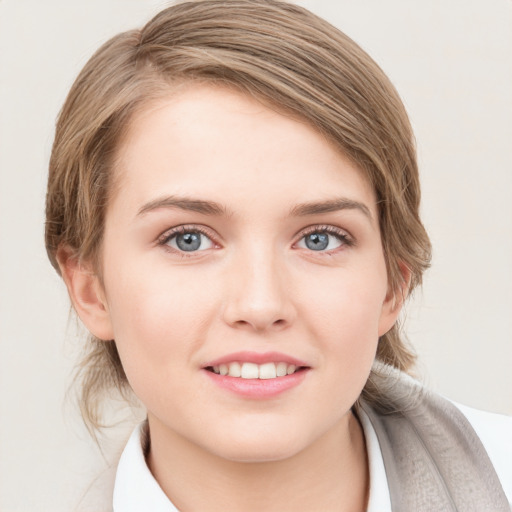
[46, 0, 431, 433]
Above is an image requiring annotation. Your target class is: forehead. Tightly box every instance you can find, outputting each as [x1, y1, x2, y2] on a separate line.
[111, 84, 377, 220]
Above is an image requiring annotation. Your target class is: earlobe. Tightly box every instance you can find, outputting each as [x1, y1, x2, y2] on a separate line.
[57, 246, 114, 341]
[378, 262, 411, 336]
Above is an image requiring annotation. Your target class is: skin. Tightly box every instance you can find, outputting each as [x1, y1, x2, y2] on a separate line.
[61, 85, 404, 511]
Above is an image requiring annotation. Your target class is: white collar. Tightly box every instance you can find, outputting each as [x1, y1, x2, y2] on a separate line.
[113, 422, 176, 511]
[113, 415, 391, 512]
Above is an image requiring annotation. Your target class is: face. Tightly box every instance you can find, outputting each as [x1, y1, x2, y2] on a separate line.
[88, 85, 400, 462]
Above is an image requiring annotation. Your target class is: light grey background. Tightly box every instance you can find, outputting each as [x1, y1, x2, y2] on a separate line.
[1, 1, 511, 510]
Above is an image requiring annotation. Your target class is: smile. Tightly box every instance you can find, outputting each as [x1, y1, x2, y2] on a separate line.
[202, 351, 310, 398]
[207, 362, 302, 380]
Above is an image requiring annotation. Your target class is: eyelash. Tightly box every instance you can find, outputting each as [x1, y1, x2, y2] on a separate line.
[157, 225, 218, 257]
[157, 224, 354, 256]
[296, 225, 354, 251]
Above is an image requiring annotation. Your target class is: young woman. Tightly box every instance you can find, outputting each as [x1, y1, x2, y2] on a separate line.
[45, 1, 511, 510]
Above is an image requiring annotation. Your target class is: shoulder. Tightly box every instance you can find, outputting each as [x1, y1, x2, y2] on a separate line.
[453, 401, 512, 502]
[365, 364, 512, 505]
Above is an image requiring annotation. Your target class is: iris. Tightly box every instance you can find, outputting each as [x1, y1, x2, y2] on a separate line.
[305, 233, 329, 251]
[176, 232, 202, 251]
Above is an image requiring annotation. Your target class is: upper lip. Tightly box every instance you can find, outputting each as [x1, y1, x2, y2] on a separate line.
[202, 351, 310, 368]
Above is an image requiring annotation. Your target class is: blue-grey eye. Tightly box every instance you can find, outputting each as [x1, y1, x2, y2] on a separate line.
[297, 231, 344, 251]
[167, 231, 213, 252]
[306, 233, 328, 250]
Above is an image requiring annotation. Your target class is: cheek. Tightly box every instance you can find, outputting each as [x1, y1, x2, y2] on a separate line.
[297, 262, 387, 394]
[102, 262, 217, 379]
[300, 264, 388, 341]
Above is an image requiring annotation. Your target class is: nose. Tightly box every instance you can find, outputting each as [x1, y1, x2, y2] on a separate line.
[222, 247, 295, 332]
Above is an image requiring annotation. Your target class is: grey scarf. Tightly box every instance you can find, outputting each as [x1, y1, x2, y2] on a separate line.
[360, 365, 510, 511]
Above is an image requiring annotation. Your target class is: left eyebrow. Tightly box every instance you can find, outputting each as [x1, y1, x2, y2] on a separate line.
[289, 198, 373, 221]
[137, 195, 230, 217]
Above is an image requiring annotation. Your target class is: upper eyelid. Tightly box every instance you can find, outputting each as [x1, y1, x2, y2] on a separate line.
[156, 223, 353, 246]
[293, 225, 355, 251]
[295, 224, 352, 240]
[157, 224, 219, 246]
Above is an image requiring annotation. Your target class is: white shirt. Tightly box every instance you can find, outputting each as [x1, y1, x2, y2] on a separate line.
[113, 404, 512, 511]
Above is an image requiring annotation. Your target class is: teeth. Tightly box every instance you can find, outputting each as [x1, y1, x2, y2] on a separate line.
[228, 361, 241, 377]
[287, 364, 296, 375]
[276, 362, 287, 377]
[211, 362, 301, 379]
[241, 362, 259, 379]
[259, 362, 277, 380]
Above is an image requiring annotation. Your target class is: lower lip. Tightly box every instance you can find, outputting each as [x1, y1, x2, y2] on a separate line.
[203, 368, 309, 399]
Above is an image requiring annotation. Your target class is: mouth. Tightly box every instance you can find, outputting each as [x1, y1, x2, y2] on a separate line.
[201, 352, 310, 398]
[205, 361, 307, 380]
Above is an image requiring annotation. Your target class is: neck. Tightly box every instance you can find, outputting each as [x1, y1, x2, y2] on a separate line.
[146, 411, 369, 512]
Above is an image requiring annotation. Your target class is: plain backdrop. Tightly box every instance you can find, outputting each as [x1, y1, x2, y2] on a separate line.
[1, 0, 511, 510]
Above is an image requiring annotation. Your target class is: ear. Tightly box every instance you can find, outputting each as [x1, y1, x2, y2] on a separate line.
[378, 262, 411, 337]
[57, 246, 114, 341]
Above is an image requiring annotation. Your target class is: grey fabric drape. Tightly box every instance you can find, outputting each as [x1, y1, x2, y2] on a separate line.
[360, 364, 510, 511]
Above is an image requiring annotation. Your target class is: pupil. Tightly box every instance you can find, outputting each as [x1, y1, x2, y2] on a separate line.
[305, 233, 328, 251]
[176, 232, 201, 251]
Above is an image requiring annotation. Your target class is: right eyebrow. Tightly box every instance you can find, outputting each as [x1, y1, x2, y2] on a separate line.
[289, 197, 373, 222]
[137, 195, 230, 217]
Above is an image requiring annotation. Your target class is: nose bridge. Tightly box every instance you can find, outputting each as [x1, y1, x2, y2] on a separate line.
[223, 241, 293, 331]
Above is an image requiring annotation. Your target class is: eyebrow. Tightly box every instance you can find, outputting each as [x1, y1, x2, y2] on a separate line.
[289, 198, 373, 221]
[137, 196, 229, 217]
[137, 195, 373, 221]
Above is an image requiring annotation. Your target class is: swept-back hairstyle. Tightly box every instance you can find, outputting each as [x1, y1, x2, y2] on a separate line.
[45, 0, 431, 432]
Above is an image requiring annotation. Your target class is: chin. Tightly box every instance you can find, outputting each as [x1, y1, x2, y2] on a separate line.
[214, 439, 304, 464]
[201, 423, 313, 464]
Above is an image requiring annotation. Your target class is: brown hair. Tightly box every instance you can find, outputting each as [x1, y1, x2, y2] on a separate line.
[45, 0, 431, 432]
